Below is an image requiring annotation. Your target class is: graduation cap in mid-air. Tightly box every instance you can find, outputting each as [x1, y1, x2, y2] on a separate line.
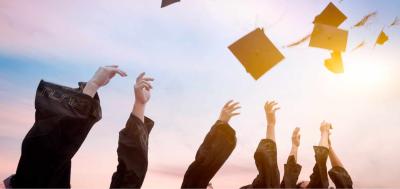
[375, 30, 389, 45]
[324, 51, 344, 74]
[229, 28, 285, 80]
[161, 0, 180, 8]
[313, 2, 347, 27]
[309, 24, 348, 52]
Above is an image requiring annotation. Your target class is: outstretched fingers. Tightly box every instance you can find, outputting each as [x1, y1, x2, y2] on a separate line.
[230, 112, 241, 117]
[136, 80, 153, 89]
[136, 81, 152, 90]
[220, 100, 241, 122]
[224, 100, 234, 108]
[136, 72, 146, 82]
[108, 67, 127, 77]
[272, 107, 280, 113]
[265, 100, 280, 112]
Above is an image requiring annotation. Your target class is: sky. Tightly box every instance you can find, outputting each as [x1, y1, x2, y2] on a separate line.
[1, 0, 400, 188]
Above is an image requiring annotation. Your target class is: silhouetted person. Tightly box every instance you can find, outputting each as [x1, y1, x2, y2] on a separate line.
[328, 134, 353, 188]
[297, 121, 332, 188]
[181, 100, 240, 188]
[4, 66, 127, 188]
[110, 72, 155, 188]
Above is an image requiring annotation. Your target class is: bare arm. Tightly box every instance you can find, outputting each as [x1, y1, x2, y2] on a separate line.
[290, 127, 300, 161]
[328, 138, 344, 168]
[327, 136, 353, 188]
[329, 148, 344, 168]
[265, 101, 280, 141]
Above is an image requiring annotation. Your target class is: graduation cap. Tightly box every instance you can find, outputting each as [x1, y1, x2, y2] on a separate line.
[313, 2, 347, 27]
[309, 24, 348, 52]
[161, 0, 180, 8]
[375, 30, 389, 45]
[324, 51, 344, 74]
[228, 28, 285, 80]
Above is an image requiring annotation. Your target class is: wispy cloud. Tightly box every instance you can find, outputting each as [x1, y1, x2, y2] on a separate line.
[1, 0, 400, 188]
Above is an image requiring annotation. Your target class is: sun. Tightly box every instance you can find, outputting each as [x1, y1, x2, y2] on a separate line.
[335, 53, 390, 89]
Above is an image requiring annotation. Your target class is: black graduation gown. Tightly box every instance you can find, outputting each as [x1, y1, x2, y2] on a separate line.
[280, 155, 302, 188]
[241, 139, 280, 188]
[109, 114, 154, 188]
[307, 146, 330, 188]
[328, 166, 353, 188]
[181, 120, 236, 188]
[10, 80, 102, 188]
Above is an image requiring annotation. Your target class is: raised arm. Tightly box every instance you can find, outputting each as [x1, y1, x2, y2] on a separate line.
[242, 101, 281, 188]
[328, 137, 353, 188]
[10, 66, 125, 188]
[265, 101, 280, 141]
[110, 72, 154, 188]
[181, 101, 240, 188]
[328, 138, 344, 168]
[290, 127, 301, 161]
[281, 127, 302, 188]
[307, 121, 331, 188]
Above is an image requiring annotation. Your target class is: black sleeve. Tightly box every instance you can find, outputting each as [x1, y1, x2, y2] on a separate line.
[328, 166, 353, 188]
[280, 155, 302, 188]
[181, 121, 236, 188]
[110, 114, 154, 188]
[243, 139, 280, 188]
[307, 146, 329, 188]
[11, 80, 102, 188]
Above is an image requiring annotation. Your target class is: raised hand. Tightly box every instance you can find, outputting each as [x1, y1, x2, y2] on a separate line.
[290, 127, 301, 161]
[218, 100, 241, 123]
[134, 72, 154, 105]
[83, 65, 127, 97]
[132, 72, 154, 122]
[320, 121, 332, 134]
[264, 101, 280, 126]
[292, 127, 301, 147]
[319, 121, 332, 148]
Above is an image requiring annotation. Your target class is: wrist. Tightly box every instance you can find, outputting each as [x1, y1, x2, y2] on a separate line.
[133, 101, 146, 110]
[83, 81, 99, 98]
[132, 101, 146, 122]
[218, 120, 228, 124]
[321, 131, 329, 136]
[218, 117, 228, 124]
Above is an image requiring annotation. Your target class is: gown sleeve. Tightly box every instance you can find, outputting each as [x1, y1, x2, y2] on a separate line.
[181, 121, 236, 188]
[11, 80, 102, 188]
[110, 114, 154, 188]
[328, 166, 353, 188]
[280, 155, 302, 188]
[307, 146, 329, 188]
[241, 139, 280, 188]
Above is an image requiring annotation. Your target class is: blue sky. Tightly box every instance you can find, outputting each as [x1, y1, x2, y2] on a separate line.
[1, 0, 400, 188]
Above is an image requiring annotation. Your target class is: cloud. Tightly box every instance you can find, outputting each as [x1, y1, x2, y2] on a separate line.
[1, 0, 400, 188]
